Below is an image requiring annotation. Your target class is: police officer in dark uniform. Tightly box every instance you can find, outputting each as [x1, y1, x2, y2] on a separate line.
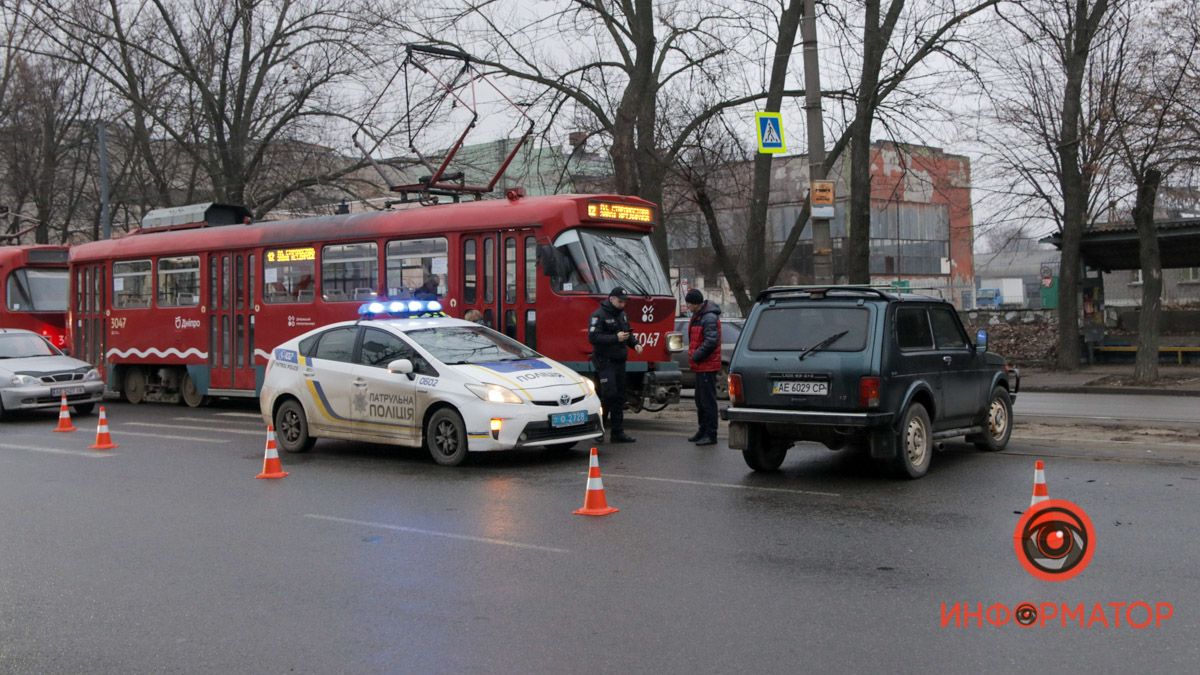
[588, 287, 642, 443]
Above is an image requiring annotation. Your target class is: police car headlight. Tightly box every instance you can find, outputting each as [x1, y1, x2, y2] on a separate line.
[465, 383, 523, 404]
[11, 374, 40, 386]
[83, 369, 101, 381]
[667, 332, 685, 352]
[583, 378, 596, 395]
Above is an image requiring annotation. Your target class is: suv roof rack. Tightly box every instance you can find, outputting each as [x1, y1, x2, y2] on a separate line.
[757, 285, 894, 302]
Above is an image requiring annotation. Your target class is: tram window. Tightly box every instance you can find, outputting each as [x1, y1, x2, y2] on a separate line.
[386, 237, 447, 300]
[157, 256, 200, 307]
[504, 309, 517, 338]
[113, 260, 152, 309]
[322, 242, 377, 302]
[525, 237, 537, 302]
[504, 238, 517, 303]
[463, 240, 477, 303]
[525, 309, 536, 350]
[263, 248, 316, 304]
[483, 238, 495, 303]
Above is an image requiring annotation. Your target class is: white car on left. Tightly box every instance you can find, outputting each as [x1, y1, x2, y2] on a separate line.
[260, 315, 603, 466]
[0, 328, 105, 420]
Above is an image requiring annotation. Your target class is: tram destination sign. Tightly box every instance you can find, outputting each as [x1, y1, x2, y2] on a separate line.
[586, 201, 655, 224]
[267, 247, 316, 263]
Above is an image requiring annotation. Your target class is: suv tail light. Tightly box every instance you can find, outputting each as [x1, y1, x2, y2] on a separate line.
[729, 372, 744, 405]
[858, 376, 881, 409]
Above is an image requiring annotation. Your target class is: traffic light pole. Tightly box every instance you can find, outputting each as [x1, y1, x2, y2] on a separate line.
[801, 0, 832, 284]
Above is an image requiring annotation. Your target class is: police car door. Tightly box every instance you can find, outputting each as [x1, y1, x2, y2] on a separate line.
[355, 327, 424, 444]
[304, 325, 362, 435]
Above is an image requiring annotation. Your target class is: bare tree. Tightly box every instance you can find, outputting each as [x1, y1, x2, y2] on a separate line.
[29, 0, 399, 220]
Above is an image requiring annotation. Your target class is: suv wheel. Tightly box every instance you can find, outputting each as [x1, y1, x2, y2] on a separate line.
[742, 426, 789, 472]
[894, 403, 932, 479]
[972, 386, 1013, 452]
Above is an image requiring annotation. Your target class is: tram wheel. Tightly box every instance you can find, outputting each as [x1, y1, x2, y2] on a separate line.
[123, 367, 147, 405]
[180, 371, 208, 408]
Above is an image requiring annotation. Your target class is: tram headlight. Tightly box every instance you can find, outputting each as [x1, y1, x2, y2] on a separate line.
[666, 332, 685, 352]
[465, 383, 523, 404]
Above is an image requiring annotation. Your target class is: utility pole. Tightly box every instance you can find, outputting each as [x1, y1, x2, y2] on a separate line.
[801, 0, 832, 284]
[97, 121, 112, 240]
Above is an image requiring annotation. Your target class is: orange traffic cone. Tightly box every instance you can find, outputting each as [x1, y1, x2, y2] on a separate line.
[1030, 459, 1048, 507]
[89, 406, 118, 450]
[574, 447, 618, 516]
[52, 394, 77, 432]
[256, 426, 288, 479]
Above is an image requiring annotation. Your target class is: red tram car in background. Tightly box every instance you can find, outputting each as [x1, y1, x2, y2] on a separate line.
[68, 195, 683, 408]
[0, 245, 70, 348]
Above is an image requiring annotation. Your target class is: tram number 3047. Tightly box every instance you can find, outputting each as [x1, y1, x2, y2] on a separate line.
[634, 332, 661, 348]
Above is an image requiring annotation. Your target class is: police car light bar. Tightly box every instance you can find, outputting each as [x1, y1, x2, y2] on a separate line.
[358, 300, 444, 318]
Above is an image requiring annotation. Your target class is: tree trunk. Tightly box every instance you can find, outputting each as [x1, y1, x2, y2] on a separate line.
[1133, 168, 1163, 383]
[846, 0, 883, 285]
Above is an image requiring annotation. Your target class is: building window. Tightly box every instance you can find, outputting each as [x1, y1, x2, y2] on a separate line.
[113, 260, 153, 309]
[157, 256, 200, 307]
[1184, 267, 1200, 283]
[1130, 269, 1143, 285]
[322, 242, 378, 302]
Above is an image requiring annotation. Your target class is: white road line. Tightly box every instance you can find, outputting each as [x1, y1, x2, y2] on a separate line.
[303, 514, 570, 554]
[596, 472, 841, 497]
[111, 430, 229, 444]
[0, 443, 116, 458]
[212, 412, 263, 419]
[126, 422, 263, 436]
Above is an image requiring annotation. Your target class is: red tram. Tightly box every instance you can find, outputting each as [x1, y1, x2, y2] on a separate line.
[68, 194, 683, 408]
[0, 245, 70, 348]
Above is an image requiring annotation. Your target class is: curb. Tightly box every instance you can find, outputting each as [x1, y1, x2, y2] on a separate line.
[1021, 385, 1200, 397]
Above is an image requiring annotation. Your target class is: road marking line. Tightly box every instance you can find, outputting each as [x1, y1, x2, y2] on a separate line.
[0, 443, 116, 458]
[596, 472, 841, 497]
[303, 514, 570, 554]
[111, 430, 229, 443]
[212, 412, 263, 419]
[126, 422, 262, 436]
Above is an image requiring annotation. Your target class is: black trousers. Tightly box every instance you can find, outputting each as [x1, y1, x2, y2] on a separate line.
[694, 370, 719, 438]
[596, 359, 627, 434]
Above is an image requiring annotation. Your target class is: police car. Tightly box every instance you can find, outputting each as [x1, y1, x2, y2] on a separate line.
[259, 301, 603, 466]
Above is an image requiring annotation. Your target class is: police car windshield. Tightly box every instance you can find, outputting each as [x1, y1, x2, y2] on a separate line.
[404, 326, 540, 365]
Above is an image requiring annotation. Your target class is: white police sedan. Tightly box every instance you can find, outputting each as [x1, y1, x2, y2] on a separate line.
[259, 303, 602, 466]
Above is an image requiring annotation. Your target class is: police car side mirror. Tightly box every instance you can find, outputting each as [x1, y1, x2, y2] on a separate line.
[388, 359, 415, 376]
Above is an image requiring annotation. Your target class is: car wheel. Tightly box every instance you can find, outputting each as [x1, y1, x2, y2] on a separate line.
[180, 372, 208, 408]
[274, 399, 315, 453]
[893, 403, 932, 479]
[742, 426, 789, 472]
[715, 365, 730, 400]
[426, 408, 468, 466]
[73, 402, 95, 416]
[973, 386, 1013, 452]
[123, 367, 147, 404]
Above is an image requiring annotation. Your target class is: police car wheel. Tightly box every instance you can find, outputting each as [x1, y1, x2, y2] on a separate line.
[275, 399, 315, 453]
[427, 408, 468, 466]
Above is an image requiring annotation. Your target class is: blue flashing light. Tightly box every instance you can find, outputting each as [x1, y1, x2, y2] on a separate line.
[357, 299, 447, 319]
[408, 300, 422, 312]
[427, 300, 442, 312]
[368, 302, 385, 314]
[389, 301, 405, 313]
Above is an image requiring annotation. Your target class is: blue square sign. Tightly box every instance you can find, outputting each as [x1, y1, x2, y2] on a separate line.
[755, 112, 786, 154]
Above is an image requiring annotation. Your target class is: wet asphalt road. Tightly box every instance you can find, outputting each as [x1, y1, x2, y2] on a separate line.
[1, 398, 1198, 673]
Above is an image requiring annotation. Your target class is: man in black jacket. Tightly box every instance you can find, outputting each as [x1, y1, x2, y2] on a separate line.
[588, 287, 642, 443]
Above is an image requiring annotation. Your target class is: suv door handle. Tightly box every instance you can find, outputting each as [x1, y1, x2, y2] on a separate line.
[942, 356, 953, 365]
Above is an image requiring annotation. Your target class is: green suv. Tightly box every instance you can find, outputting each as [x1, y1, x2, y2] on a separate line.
[722, 287, 1018, 478]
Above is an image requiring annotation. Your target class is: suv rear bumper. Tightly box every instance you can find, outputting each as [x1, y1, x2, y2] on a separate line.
[721, 406, 894, 427]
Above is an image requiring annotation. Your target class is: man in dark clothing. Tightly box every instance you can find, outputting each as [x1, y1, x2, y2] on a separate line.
[588, 286, 642, 443]
[685, 289, 722, 445]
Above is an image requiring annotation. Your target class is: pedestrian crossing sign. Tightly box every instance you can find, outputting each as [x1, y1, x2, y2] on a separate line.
[755, 112, 786, 154]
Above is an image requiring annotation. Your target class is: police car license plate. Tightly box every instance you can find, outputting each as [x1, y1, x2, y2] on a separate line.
[549, 410, 588, 428]
[50, 385, 86, 397]
[772, 381, 829, 396]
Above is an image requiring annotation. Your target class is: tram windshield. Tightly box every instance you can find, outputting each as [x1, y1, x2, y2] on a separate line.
[5, 268, 69, 312]
[545, 229, 669, 296]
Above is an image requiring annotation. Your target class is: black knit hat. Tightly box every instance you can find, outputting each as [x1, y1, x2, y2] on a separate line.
[684, 289, 704, 304]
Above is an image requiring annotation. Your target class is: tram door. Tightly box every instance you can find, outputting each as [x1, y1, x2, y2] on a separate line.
[73, 264, 107, 373]
[460, 230, 537, 348]
[209, 252, 257, 391]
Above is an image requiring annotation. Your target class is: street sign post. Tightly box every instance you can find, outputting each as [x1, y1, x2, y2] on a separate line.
[810, 180, 835, 219]
[755, 112, 786, 154]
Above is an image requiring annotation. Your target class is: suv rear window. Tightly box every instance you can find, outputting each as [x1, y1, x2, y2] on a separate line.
[747, 307, 869, 352]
